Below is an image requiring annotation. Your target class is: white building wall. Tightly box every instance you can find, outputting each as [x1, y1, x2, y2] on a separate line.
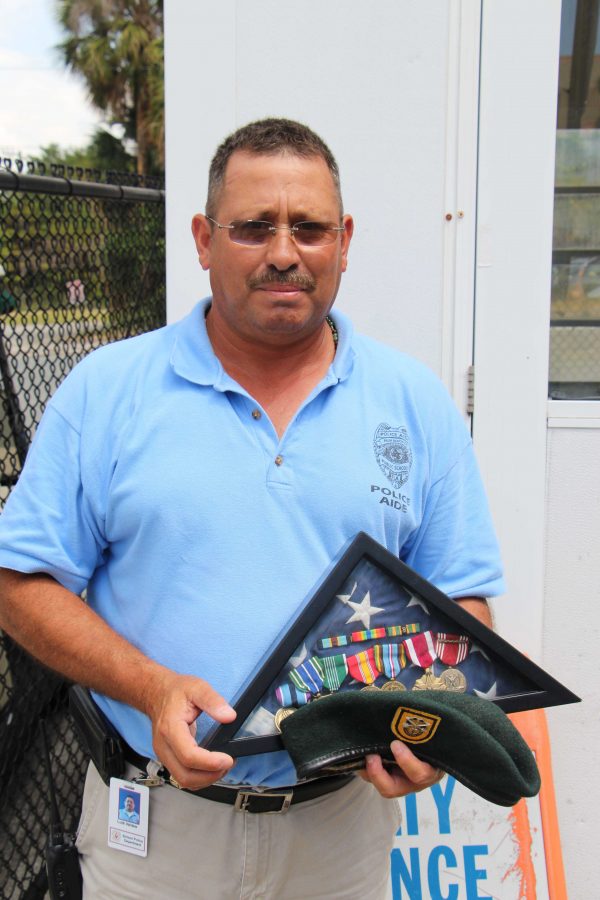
[475, 4, 595, 895]
[474, 0, 559, 655]
[164, 0, 471, 380]
[543, 423, 600, 894]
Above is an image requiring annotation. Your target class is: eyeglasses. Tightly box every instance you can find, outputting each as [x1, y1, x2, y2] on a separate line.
[206, 216, 345, 247]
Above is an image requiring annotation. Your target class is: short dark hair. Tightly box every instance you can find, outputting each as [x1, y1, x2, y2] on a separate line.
[206, 117, 343, 218]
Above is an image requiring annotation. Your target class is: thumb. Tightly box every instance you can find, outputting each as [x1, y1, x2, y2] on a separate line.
[191, 680, 237, 724]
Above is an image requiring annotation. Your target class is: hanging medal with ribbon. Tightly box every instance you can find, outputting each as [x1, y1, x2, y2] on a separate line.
[435, 633, 470, 692]
[374, 642, 406, 678]
[274, 706, 296, 733]
[347, 647, 379, 687]
[404, 631, 437, 668]
[413, 668, 447, 690]
[374, 642, 407, 691]
[288, 656, 325, 696]
[274, 682, 311, 733]
[319, 653, 349, 692]
[435, 633, 470, 665]
[275, 684, 311, 708]
[405, 630, 446, 690]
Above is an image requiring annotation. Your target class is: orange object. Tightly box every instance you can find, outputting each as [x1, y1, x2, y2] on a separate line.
[508, 709, 568, 900]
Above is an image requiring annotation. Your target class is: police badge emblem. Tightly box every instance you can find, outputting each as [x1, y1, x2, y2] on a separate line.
[373, 423, 413, 488]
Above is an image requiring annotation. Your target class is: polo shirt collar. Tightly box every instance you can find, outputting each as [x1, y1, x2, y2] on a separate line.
[328, 306, 355, 382]
[170, 297, 355, 387]
[170, 298, 224, 387]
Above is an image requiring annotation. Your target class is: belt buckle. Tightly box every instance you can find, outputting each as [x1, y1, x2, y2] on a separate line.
[234, 789, 293, 813]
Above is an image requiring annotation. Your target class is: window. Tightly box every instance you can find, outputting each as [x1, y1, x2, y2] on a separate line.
[551, 0, 600, 399]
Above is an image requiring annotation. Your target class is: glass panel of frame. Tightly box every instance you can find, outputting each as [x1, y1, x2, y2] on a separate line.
[202, 534, 579, 756]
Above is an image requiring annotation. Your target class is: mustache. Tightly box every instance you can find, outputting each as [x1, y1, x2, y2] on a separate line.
[247, 271, 316, 291]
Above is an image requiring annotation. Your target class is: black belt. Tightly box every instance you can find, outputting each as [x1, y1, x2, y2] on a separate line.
[124, 744, 353, 814]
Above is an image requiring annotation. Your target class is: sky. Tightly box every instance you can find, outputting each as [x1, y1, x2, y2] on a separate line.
[1, 0, 103, 160]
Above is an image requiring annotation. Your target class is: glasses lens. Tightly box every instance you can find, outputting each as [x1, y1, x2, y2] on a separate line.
[293, 222, 338, 246]
[227, 220, 340, 246]
[229, 220, 272, 245]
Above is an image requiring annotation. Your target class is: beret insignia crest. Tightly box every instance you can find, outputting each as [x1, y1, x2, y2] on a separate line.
[391, 706, 441, 744]
[373, 423, 413, 488]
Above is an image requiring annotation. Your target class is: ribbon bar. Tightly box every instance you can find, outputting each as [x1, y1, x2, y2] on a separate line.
[318, 622, 420, 649]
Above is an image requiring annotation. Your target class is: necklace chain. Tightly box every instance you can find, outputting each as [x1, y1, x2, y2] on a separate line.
[326, 315, 338, 346]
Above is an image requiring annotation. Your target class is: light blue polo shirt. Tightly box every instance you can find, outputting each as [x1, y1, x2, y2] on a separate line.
[0, 299, 504, 786]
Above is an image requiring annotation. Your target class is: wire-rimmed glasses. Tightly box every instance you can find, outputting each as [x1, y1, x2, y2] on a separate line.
[206, 216, 345, 247]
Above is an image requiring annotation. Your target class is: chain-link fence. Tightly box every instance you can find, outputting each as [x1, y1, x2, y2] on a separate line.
[0, 160, 166, 899]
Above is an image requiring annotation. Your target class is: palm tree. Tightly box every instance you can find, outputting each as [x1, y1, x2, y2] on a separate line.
[56, 0, 164, 175]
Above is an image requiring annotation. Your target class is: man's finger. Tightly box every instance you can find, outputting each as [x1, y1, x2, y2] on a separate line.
[167, 717, 234, 770]
[150, 677, 236, 788]
[154, 724, 235, 790]
[188, 680, 237, 725]
[389, 740, 439, 786]
[359, 744, 444, 798]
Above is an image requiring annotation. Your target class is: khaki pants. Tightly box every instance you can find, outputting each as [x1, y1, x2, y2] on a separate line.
[76, 763, 400, 900]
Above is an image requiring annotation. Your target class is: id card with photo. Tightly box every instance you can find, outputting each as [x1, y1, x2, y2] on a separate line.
[108, 778, 150, 857]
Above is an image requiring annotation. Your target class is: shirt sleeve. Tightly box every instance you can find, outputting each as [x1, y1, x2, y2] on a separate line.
[402, 440, 505, 599]
[0, 401, 106, 595]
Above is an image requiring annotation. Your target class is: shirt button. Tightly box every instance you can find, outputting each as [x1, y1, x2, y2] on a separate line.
[274, 455, 284, 466]
[251, 409, 262, 420]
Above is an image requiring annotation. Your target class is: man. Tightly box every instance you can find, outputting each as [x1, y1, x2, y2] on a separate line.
[0, 119, 503, 898]
[118, 794, 140, 825]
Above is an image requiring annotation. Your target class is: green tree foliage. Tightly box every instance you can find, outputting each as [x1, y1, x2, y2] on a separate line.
[1, 185, 165, 322]
[56, 0, 164, 175]
[37, 129, 136, 173]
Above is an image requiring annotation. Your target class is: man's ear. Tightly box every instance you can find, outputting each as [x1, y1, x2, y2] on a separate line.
[191, 214, 212, 270]
[340, 214, 354, 273]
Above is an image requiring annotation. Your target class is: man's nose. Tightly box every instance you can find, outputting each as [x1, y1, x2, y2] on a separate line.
[264, 227, 301, 270]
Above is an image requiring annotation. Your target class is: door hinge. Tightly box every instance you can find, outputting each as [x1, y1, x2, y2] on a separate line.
[467, 365, 475, 415]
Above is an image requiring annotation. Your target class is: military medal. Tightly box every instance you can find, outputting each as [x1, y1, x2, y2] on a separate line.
[274, 707, 296, 733]
[404, 631, 438, 669]
[435, 633, 470, 665]
[439, 668, 467, 692]
[374, 642, 406, 679]
[347, 648, 379, 685]
[361, 683, 381, 692]
[435, 633, 469, 692]
[319, 653, 349, 692]
[413, 667, 447, 691]
[289, 657, 325, 695]
[381, 679, 406, 692]
[275, 684, 311, 707]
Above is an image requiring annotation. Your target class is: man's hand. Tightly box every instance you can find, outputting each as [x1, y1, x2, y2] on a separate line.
[358, 741, 444, 798]
[144, 672, 237, 790]
[0, 570, 239, 791]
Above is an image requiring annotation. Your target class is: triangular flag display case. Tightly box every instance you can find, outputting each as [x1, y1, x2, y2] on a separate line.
[202, 533, 579, 756]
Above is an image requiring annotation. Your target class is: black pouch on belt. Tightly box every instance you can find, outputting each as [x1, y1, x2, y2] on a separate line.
[68, 684, 125, 785]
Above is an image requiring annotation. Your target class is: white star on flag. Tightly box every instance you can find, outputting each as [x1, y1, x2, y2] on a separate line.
[337, 589, 385, 629]
[470, 642, 491, 661]
[336, 582, 358, 605]
[474, 682, 497, 700]
[289, 643, 308, 667]
[406, 594, 430, 615]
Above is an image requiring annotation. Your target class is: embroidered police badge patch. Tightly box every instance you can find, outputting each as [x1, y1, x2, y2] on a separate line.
[373, 423, 413, 488]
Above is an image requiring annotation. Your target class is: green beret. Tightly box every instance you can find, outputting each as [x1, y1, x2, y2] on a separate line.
[279, 689, 541, 807]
